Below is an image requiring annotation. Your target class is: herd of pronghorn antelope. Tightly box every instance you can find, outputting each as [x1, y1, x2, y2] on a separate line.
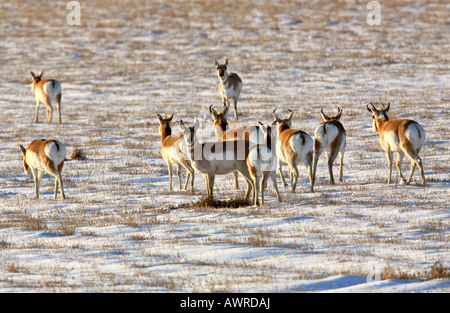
[20, 59, 427, 204]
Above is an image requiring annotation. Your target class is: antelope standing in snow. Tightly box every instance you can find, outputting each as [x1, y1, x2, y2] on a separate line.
[19, 139, 67, 199]
[367, 103, 426, 185]
[179, 120, 254, 201]
[157, 113, 195, 193]
[214, 59, 243, 120]
[312, 107, 346, 185]
[273, 109, 314, 193]
[209, 104, 262, 190]
[30, 71, 62, 124]
[247, 122, 282, 206]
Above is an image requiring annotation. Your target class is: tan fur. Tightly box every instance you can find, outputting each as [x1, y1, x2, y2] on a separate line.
[30, 71, 62, 124]
[210, 105, 252, 141]
[280, 129, 305, 153]
[209, 104, 255, 189]
[220, 73, 242, 94]
[19, 139, 66, 200]
[273, 110, 314, 193]
[247, 123, 281, 206]
[378, 119, 414, 138]
[162, 134, 183, 149]
[367, 103, 426, 185]
[313, 107, 346, 185]
[27, 139, 59, 172]
[158, 113, 195, 193]
[180, 120, 254, 201]
[215, 59, 243, 120]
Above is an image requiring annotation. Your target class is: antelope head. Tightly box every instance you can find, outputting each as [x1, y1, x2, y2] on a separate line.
[214, 59, 228, 78]
[272, 109, 294, 128]
[19, 145, 31, 175]
[30, 71, 44, 93]
[157, 113, 174, 135]
[180, 120, 200, 145]
[209, 104, 229, 127]
[367, 102, 390, 133]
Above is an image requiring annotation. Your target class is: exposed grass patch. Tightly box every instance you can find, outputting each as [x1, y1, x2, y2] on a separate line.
[382, 260, 450, 281]
[70, 148, 87, 161]
[171, 196, 252, 210]
[428, 261, 450, 280]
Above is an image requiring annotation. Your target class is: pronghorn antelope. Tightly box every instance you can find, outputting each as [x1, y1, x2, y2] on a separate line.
[214, 59, 243, 120]
[209, 104, 262, 189]
[312, 107, 346, 185]
[19, 139, 67, 199]
[30, 71, 62, 124]
[273, 109, 314, 193]
[247, 122, 282, 205]
[179, 120, 254, 201]
[157, 113, 195, 193]
[367, 102, 426, 185]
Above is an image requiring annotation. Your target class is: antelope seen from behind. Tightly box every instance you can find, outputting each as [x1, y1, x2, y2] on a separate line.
[247, 122, 282, 206]
[313, 107, 346, 185]
[209, 104, 262, 190]
[367, 103, 426, 185]
[180, 120, 254, 201]
[214, 59, 243, 120]
[157, 113, 195, 193]
[273, 109, 314, 193]
[19, 139, 67, 199]
[31, 71, 62, 124]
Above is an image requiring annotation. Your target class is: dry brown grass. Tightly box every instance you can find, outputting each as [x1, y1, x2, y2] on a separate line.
[70, 148, 87, 161]
[174, 196, 252, 211]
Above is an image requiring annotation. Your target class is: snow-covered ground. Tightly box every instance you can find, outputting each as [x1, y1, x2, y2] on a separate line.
[0, 0, 448, 292]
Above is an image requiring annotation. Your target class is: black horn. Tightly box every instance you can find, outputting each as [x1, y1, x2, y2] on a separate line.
[320, 108, 330, 121]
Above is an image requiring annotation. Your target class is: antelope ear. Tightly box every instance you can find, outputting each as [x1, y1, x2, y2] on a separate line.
[225, 59, 228, 66]
[384, 102, 390, 112]
[157, 113, 163, 123]
[214, 59, 219, 67]
[30, 71, 36, 79]
[39, 71, 44, 78]
[167, 113, 174, 122]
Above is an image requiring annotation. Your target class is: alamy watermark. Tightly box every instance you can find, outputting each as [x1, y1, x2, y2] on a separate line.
[367, 1, 381, 25]
[367, 270, 382, 283]
[67, 1, 81, 26]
